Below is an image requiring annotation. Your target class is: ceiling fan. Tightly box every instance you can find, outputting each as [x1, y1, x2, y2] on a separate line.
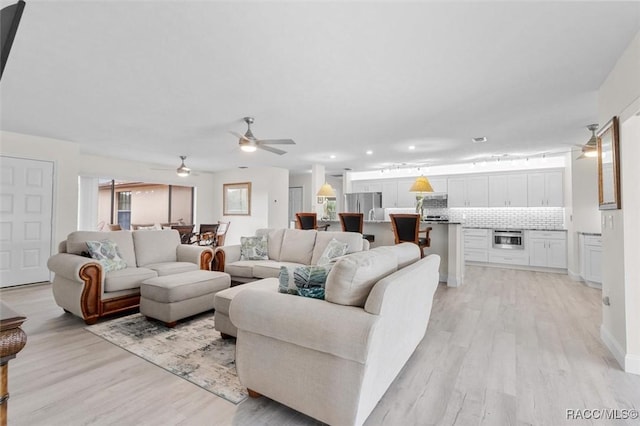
[575, 124, 599, 159]
[230, 117, 295, 155]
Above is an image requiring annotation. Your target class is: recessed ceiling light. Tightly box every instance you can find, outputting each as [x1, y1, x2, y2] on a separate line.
[366, 150, 373, 155]
[408, 145, 415, 150]
[330, 154, 336, 159]
[472, 137, 488, 143]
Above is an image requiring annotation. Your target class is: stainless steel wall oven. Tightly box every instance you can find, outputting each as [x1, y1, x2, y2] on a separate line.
[492, 229, 524, 250]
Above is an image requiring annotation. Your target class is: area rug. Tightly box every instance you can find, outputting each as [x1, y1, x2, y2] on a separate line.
[85, 313, 247, 404]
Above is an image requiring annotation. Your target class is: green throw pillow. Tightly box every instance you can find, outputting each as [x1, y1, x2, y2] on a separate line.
[278, 264, 332, 299]
[240, 235, 269, 260]
[85, 240, 127, 272]
[317, 238, 349, 266]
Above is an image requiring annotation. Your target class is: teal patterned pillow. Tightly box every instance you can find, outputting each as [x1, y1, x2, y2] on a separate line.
[317, 238, 349, 266]
[278, 264, 332, 299]
[86, 240, 127, 272]
[240, 236, 269, 260]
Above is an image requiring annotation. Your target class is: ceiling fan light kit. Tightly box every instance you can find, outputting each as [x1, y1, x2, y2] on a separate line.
[176, 155, 191, 177]
[577, 124, 599, 160]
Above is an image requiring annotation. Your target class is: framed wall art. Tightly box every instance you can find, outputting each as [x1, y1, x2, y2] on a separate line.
[223, 182, 251, 215]
[597, 116, 621, 210]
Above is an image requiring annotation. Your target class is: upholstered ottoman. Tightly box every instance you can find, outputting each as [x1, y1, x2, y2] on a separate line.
[213, 279, 279, 338]
[140, 270, 231, 327]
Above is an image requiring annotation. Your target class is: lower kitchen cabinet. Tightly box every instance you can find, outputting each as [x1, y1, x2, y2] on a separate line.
[463, 229, 490, 263]
[581, 234, 602, 286]
[529, 231, 567, 268]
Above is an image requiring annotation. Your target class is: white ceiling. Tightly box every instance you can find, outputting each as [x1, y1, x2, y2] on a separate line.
[1, 1, 639, 175]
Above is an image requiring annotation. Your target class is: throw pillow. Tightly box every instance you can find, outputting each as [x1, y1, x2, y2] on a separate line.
[240, 235, 269, 260]
[317, 238, 349, 266]
[278, 264, 333, 299]
[85, 239, 127, 272]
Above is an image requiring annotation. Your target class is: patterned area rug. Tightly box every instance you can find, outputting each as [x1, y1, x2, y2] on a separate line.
[86, 313, 247, 404]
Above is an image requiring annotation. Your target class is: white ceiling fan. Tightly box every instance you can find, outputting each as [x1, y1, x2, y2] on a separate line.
[230, 117, 295, 155]
[150, 156, 209, 177]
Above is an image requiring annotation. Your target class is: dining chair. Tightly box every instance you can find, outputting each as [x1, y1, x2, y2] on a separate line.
[216, 221, 230, 246]
[338, 213, 374, 242]
[295, 213, 330, 231]
[171, 224, 195, 244]
[106, 224, 122, 231]
[389, 214, 431, 258]
[196, 223, 219, 246]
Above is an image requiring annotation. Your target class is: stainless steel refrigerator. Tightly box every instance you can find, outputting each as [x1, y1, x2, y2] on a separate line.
[345, 192, 384, 220]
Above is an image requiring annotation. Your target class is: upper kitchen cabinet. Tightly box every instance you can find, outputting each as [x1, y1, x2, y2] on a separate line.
[396, 179, 419, 207]
[527, 171, 563, 207]
[448, 176, 489, 207]
[488, 174, 528, 207]
[351, 181, 382, 193]
[381, 181, 399, 208]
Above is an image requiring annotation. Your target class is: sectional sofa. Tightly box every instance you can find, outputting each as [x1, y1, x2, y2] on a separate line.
[228, 243, 441, 426]
[213, 228, 370, 282]
[47, 229, 213, 324]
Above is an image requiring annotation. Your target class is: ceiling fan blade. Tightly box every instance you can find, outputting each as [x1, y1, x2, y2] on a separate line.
[230, 131, 251, 141]
[258, 144, 287, 155]
[257, 138, 296, 145]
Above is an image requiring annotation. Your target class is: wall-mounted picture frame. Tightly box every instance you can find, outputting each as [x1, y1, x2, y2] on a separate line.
[223, 182, 251, 215]
[597, 116, 621, 210]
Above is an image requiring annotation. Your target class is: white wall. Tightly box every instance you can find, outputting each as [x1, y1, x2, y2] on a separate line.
[79, 154, 216, 227]
[566, 151, 601, 277]
[597, 30, 640, 374]
[0, 131, 80, 248]
[212, 167, 289, 245]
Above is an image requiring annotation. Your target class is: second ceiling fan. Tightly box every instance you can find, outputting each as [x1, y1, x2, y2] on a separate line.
[230, 117, 295, 155]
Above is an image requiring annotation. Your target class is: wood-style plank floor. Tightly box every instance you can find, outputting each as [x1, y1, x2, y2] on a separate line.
[2, 266, 639, 425]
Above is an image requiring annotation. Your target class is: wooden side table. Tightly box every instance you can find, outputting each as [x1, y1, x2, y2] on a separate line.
[0, 302, 27, 426]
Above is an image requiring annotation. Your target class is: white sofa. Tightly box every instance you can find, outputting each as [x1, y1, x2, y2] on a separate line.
[229, 243, 441, 426]
[47, 230, 214, 324]
[213, 228, 369, 282]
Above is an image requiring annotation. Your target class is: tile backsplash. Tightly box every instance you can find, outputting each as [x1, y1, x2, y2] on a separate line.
[425, 206, 566, 229]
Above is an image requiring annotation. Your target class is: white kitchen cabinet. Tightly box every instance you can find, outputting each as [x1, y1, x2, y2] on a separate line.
[463, 228, 490, 263]
[428, 177, 447, 193]
[582, 235, 602, 285]
[397, 179, 419, 207]
[489, 174, 528, 207]
[381, 181, 398, 208]
[351, 180, 382, 193]
[447, 176, 488, 207]
[528, 230, 567, 268]
[527, 171, 563, 207]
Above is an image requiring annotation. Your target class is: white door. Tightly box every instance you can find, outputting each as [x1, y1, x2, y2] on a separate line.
[288, 186, 303, 223]
[0, 156, 54, 287]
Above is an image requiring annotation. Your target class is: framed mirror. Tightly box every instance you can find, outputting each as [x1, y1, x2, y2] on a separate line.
[597, 116, 621, 210]
[223, 182, 251, 215]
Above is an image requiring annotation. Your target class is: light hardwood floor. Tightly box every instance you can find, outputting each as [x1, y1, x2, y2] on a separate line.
[2, 266, 639, 425]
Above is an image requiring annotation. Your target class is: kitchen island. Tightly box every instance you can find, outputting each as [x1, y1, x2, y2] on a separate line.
[324, 220, 464, 287]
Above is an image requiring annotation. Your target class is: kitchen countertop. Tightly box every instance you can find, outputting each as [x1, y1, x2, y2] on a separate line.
[323, 220, 462, 225]
[463, 226, 567, 231]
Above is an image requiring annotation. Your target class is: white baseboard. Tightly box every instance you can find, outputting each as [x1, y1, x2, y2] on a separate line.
[600, 325, 626, 370]
[567, 269, 582, 281]
[625, 354, 640, 376]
